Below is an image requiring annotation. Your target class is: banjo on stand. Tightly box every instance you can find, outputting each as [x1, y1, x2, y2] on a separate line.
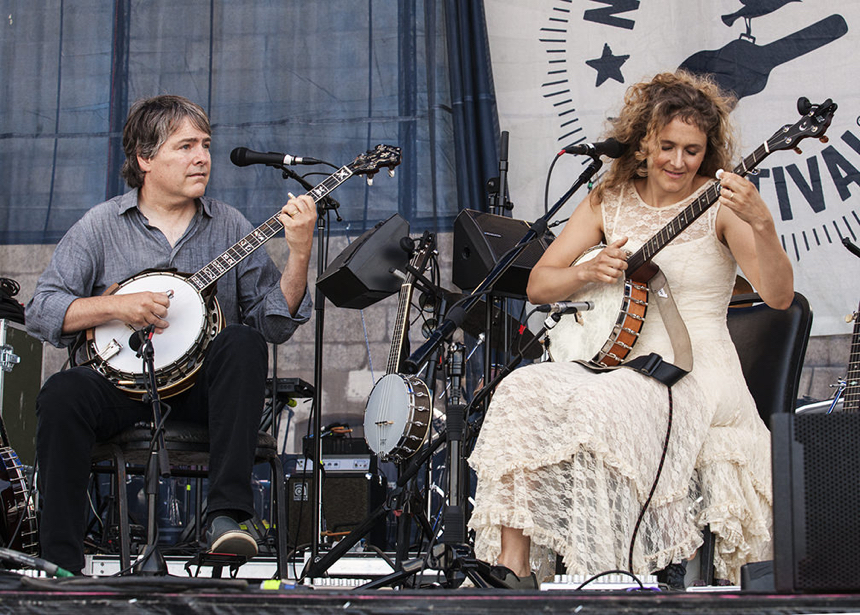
[83, 144, 401, 400]
[363, 232, 434, 462]
[547, 98, 837, 367]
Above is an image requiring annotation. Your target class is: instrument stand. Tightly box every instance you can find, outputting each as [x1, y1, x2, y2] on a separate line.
[300, 269, 448, 585]
[132, 325, 170, 576]
[359, 317, 558, 590]
[300, 432, 446, 583]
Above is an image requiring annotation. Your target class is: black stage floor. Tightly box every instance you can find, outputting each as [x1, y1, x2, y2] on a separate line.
[2, 575, 860, 615]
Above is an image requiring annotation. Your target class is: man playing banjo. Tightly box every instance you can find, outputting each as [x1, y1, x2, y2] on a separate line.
[26, 95, 316, 575]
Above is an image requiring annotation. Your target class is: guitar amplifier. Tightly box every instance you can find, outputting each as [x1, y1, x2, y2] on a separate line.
[286, 457, 387, 550]
[0, 320, 42, 467]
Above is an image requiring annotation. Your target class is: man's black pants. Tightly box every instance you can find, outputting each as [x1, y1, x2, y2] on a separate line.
[36, 324, 267, 573]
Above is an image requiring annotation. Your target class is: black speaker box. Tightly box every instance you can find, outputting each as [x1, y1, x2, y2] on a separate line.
[452, 209, 553, 299]
[741, 560, 774, 591]
[772, 412, 860, 592]
[287, 472, 387, 549]
[316, 213, 409, 309]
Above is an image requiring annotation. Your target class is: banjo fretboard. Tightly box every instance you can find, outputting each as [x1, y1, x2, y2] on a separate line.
[627, 143, 771, 274]
[188, 164, 355, 292]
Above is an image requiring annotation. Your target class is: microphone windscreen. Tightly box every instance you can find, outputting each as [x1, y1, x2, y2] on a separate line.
[230, 147, 248, 166]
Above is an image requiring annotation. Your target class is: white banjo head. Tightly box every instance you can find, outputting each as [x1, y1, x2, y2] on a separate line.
[92, 272, 207, 374]
[363, 373, 431, 461]
[546, 247, 625, 364]
[364, 374, 412, 456]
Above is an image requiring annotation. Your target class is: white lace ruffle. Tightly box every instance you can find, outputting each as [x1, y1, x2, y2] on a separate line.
[468, 179, 773, 585]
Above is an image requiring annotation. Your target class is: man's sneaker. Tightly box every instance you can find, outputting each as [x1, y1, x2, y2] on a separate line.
[203, 515, 258, 559]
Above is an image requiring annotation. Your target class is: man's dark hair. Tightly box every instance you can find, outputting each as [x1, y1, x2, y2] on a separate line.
[121, 95, 211, 188]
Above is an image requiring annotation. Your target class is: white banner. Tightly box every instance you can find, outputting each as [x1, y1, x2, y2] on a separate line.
[486, 0, 860, 335]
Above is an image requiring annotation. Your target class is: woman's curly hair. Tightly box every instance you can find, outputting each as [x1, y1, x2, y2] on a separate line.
[591, 70, 737, 204]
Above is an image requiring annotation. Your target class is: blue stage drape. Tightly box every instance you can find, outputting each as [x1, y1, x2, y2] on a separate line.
[0, 0, 499, 245]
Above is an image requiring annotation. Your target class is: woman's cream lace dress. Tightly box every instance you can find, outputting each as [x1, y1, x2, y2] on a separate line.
[468, 181, 772, 584]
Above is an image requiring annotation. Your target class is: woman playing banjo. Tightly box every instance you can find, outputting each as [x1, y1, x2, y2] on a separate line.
[469, 71, 793, 588]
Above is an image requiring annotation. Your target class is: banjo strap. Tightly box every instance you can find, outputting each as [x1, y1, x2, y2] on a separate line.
[576, 269, 692, 387]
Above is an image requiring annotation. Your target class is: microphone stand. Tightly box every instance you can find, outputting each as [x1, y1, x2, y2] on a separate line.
[133, 325, 170, 575]
[403, 154, 605, 375]
[485, 131, 514, 416]
[275, 164, 341, 572]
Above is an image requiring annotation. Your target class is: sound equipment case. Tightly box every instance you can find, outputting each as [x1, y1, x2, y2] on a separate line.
[0, 319, 42, 467]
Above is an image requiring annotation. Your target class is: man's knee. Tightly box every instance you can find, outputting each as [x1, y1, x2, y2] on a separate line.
[209, 325, 266, 364]
[37, 368, 93, 422]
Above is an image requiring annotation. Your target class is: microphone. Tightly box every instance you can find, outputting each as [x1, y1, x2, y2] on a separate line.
[559, 138, 627, 159]
[128, 325, 155, 354]
[535, 301, 594, 315]
[230, 147, 323, 167]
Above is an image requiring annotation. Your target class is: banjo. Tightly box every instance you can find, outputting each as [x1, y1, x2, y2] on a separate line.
[548, 98, 837, 366]
[363, 233, 434, 462]
[0, 415, 38, 556]
[84, 144, 402, 400]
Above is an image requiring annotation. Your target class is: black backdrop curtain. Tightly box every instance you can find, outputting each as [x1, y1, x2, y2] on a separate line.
[0, 0, 499, 245]
[445, 0, 500, 215]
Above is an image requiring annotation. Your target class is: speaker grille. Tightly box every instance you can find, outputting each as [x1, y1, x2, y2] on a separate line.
[287, 473, 387, 549]
[794, 413, 860, 590]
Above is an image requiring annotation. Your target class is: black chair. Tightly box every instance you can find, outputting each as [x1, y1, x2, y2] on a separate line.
[91, 421, 288, 576]
[698, 291, 812, 584]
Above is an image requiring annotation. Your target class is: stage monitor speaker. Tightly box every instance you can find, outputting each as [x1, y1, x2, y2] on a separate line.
[287, 471, 387, 549]
[772, 412, 860, 592]
[452, 209, 553, 299]
[316, 213, 409, 309]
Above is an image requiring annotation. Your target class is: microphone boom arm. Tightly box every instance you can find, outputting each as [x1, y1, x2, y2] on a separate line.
[403, 156, 605, 373]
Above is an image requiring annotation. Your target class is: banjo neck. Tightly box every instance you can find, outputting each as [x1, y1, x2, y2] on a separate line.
[385, 281, 415, 374]
[187, 165, 355, 294]
[384, 232, 434, 375]
[627, 143, 770, 278]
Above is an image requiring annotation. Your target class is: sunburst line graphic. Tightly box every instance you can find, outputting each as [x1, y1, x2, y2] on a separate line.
[540, 1, 592, 168]
[784, 210, 860, 261]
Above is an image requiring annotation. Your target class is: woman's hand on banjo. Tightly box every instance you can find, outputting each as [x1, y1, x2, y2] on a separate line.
[577, 237, 629, 285]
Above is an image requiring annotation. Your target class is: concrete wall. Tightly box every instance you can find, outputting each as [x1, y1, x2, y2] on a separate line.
[2, 234, 850, 453]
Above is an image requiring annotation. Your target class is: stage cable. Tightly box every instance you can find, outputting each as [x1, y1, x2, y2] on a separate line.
[627, 386, 674, 573]
[576, 569, 647, 591]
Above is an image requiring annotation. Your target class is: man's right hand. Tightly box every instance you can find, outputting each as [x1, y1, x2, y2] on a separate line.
[115, 291, 172, 332]
[62, 291, 172, 335]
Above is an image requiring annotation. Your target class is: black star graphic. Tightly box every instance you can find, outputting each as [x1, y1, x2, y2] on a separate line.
[586, 43, 629, 87]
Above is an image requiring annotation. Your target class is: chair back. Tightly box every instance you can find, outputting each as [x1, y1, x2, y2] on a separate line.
[727, 292, 812, 426]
